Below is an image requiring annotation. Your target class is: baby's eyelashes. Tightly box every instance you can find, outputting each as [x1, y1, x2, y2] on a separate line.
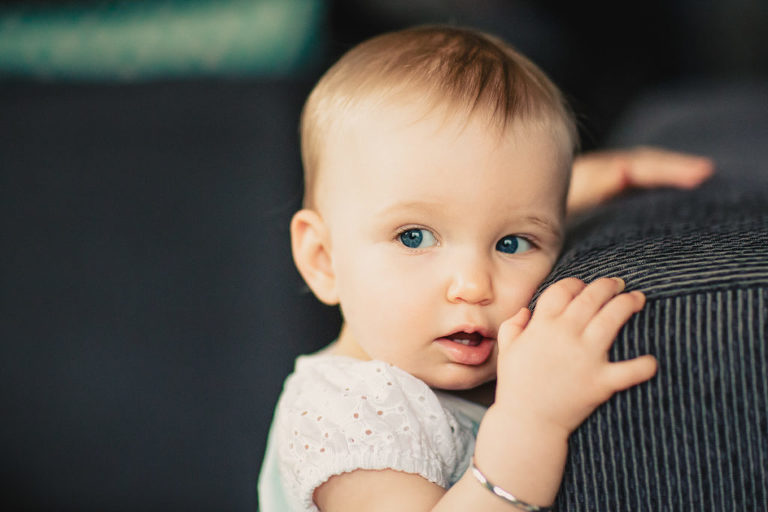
[394, 229, 538, 255]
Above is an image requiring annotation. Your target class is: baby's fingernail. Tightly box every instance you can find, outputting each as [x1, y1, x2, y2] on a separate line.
[612, 277, 625, 288]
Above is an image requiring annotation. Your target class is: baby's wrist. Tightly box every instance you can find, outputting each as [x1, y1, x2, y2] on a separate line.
[484, 401, 571, 443]
[473, 405, 570, 506]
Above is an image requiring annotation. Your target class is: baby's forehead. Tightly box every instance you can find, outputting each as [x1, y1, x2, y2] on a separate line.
[315, 101, 570, 217]
[325, 97, 572, 166]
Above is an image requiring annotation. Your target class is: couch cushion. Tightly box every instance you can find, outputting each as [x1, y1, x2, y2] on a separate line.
[548, 82, 768, 510]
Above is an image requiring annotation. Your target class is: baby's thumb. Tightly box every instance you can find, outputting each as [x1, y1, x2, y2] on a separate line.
[497, 307, 531, 350]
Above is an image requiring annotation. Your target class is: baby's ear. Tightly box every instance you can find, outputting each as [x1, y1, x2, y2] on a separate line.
[290, 209, 339, 305]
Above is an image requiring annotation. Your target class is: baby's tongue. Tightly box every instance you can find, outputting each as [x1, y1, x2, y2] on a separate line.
[448, 332, 482, 346]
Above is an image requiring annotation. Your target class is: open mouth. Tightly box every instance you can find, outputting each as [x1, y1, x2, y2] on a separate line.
[435, 328, 495, 366]
[445, 331, 484, 347]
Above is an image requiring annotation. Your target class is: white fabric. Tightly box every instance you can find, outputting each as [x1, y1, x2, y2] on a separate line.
[272, 353, 484, 511]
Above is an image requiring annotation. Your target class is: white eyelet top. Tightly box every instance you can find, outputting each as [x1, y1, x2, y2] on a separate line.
[263, 353, 487, 511]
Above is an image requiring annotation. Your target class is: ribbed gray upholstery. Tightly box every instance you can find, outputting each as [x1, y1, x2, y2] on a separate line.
[546, 83, 768, 510]
[558, 287, 768, 510]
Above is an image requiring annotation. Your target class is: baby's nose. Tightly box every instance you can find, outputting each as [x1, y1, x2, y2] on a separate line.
[446, 258, 493, 306]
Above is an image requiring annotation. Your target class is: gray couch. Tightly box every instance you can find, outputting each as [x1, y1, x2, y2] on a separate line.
[548, 82, 768, 510]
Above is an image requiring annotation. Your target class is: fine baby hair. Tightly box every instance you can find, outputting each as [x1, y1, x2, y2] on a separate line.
[299, 24, 579, 210]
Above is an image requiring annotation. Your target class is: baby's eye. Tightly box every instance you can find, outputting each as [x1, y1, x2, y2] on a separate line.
[399, 228, 437, 249]
[496, 235, 531, 254]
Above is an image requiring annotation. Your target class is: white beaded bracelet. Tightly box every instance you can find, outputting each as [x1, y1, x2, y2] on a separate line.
[470, 458, 553, 512]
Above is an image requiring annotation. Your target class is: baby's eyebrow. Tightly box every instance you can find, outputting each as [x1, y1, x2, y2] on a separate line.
[523, 214, 563, 241]
[375, 200, 445, 217]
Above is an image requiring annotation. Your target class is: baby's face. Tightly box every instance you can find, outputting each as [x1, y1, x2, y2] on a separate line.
[315, 105, 569, 390]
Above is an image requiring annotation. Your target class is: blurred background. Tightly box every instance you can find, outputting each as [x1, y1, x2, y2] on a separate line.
[1, 1, 766, 510]
[2, 0, 768, 144]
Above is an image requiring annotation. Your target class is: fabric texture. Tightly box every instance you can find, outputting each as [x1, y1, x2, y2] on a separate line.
[544, 83, 768, 510]
[260, 353, 482, 511]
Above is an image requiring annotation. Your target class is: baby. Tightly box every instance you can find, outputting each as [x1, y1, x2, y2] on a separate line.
[259, 25, 712, 511]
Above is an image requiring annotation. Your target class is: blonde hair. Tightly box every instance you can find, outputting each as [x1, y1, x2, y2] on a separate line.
[300, 25, 578, 208]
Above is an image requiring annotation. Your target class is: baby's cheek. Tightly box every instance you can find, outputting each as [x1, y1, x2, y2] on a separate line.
[356, 276, 427, 329]
[375, 266, 435, 305]
[496, 284, 536, 318]
[496, 261, 553, 310]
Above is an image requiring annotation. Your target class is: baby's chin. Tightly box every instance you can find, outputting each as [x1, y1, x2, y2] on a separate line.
[419, 365, 497, 392]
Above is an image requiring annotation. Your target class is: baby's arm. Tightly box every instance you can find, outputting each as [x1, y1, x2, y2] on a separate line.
[315, 278, 656, 511]
[567, 146, 714, 215]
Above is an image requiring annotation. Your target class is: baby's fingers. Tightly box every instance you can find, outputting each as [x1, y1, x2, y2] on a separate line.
[561, 277, 626, 327]
[603, 355, 658, 391]
[583, 291, 646, 349]
[628, 147, 714, 190]
[535, 277, 587, 317]
[497, 307, 531, 350]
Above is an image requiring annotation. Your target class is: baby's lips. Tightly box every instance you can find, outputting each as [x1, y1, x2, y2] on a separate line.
[442, 324, 494, 340]
[435, 337, 495, 366]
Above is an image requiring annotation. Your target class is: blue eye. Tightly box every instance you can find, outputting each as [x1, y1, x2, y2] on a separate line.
[496, 235, 531, 254]
[399, 228, 437, 249]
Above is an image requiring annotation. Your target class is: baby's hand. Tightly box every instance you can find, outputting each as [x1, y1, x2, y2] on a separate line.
[567, 146, 714, 216]
[494, 277, 657, 436]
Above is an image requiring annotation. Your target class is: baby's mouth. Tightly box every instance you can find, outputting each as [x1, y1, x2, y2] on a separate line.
[445, 331, 484, 347]
[435, 329, 495, 366]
